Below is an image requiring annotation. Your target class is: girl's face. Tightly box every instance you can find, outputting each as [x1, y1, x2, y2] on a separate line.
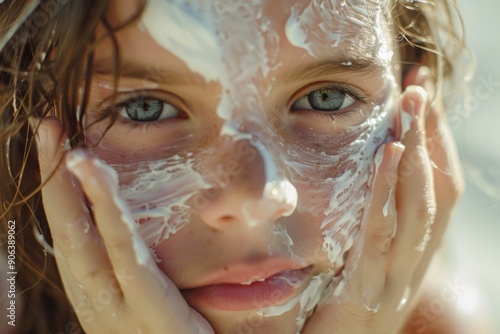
[85, 0, 399, 331]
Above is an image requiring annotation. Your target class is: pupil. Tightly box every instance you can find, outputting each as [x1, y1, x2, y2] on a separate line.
[126, 99, 162, 121]
[309, 90, 344, 111]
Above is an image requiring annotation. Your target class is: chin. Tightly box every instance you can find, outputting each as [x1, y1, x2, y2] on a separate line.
[196, 305, 301, 334]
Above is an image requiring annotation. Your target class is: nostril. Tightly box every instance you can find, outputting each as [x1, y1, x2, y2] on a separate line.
[271, 208, 287, 222]
[219, 215, 235, 223]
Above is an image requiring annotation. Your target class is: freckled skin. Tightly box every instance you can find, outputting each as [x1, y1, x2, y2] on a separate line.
[84, 0, 400, 332]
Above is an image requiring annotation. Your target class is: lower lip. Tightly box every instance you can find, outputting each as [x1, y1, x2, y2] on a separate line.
[182, 267, 312, 311]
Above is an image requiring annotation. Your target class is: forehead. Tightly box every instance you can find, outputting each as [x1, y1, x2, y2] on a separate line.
[105, 0, 393, 77]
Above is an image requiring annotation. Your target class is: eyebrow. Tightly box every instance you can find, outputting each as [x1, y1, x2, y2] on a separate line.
[92, 57, 384, 86]
[91, 58, 198, 85]
[284, 58, 384, 83]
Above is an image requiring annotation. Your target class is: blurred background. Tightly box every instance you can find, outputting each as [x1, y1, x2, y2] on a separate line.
[449, 0, 500, 331]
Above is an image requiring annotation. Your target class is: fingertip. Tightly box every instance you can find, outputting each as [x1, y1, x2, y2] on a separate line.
[29, 117, 47, 147]
[414, 66, 432, 85]
[402, 66, 434, 96]
[401, 85, 429, 120]
[399, 86, 430, 147]
[65, 150, 119, 198]
[33, 117, 72, 182]
[65, 150, 99, 195]
[65, 149, 88, 170]
[36, 116, 66, 144]
[33, 117, 67, 151]
[391, 142, 405, 167]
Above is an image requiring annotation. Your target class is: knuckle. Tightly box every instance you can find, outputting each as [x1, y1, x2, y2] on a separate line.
[52, 234, 75, 257]
[81, 268, 109, 284]
[370, 235, 393, 254]
[367, 215, 396, 241]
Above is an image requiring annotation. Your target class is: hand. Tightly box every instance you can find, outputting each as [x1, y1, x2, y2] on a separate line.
[302, 77, 463, 333]
[33, 118, 214, 334]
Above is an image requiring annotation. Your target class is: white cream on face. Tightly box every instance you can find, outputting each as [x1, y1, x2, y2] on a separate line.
[95, 0, 399, 330]
[111, 154, 211, 253]
[285, 0, 393, 62]
[140, 0, 222, 81]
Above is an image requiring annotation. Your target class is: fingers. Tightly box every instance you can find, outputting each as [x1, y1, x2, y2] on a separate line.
[366, 143, 405, 252]
[358, 142, 404, 305]
[413, 68, 464, 286]
[65, 151, 196, 327]
[64, 150, 155, 289]
[387, 86, 436, 301]
[33, 118, 114, 299]
[341, 141, 404, 311]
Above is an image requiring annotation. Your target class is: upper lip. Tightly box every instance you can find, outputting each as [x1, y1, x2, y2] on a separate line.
[182, 257, 305, 289]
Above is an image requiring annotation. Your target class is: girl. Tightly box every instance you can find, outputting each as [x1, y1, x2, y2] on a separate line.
[0, 0, 479, 333]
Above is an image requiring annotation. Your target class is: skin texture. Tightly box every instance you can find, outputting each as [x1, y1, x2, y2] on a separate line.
[31, 1, 464, 333]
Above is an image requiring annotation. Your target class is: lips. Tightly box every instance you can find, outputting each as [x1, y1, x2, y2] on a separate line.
[181, 258, 312, 311]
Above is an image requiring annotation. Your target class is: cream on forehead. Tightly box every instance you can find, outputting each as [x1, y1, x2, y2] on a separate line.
[285, 0, 393, 62]
[140, 0, 276, 85]
[141, 0, 223, 81]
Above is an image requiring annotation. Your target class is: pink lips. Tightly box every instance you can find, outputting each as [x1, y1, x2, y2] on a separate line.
[181, 258, 312, 311]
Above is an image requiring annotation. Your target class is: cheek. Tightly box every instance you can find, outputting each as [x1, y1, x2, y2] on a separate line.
[287, 111, 392, 267]
[82, 118, 211, 247]
[106, 155, 211, 250]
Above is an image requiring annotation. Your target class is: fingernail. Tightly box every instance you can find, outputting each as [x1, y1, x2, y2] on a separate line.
[415, 66, 435, 96]
[33, 123, 51, 165]
[415, 91, 428, 133]
[384, 143, 405, 188]
[36, 123, 48, 148]
[374, 144, 385, 173]
[402, 87, 428, 131]
[66, 149, 87, 171]
[415, 66, 431, 86]
[392, 142, 405, 170]
[400, 108, 412, 139]
[411, 87, 427, 118]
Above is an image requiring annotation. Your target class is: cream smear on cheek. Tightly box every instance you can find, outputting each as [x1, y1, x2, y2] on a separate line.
[110, 154, 210, 256]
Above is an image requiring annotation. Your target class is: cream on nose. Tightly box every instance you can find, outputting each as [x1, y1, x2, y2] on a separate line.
[197, 138, 298, 230]
[242, 179, 298, 227]
[240, 138, 298, 227]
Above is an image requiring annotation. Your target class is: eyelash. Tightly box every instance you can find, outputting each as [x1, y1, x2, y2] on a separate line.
[102, 90, 187, 130]
[99, 83, 367, 129]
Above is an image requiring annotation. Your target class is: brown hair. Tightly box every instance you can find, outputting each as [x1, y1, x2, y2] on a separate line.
[0, 0, 468, 332]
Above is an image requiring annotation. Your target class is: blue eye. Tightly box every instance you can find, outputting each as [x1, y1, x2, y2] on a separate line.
[291, 87, 356, 112]
[117, 98, 180, 122]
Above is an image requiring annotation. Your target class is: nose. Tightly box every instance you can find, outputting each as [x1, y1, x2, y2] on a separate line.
[197, 139, 297, 230]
